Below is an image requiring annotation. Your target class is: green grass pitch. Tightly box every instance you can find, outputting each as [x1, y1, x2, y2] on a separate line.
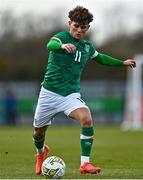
[0, 125, 143, 179]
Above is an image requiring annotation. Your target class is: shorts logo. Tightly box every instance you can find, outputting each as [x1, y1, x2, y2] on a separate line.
[76, 97, 86, 104]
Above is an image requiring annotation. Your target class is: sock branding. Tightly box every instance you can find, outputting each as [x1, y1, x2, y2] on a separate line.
[80, 127, 94, 157]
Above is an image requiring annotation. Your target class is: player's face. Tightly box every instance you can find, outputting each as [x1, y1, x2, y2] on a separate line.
[69, 21, 90, 40]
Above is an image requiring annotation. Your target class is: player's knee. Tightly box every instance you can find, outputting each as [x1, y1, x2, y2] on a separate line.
[81, 117, 93, 127]
[34, 126, 47, 137]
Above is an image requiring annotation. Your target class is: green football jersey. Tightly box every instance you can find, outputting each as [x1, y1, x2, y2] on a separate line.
[42, 31, 98, 96]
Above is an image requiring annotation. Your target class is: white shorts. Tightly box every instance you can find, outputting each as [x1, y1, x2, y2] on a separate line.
[33, 87, 88, 127]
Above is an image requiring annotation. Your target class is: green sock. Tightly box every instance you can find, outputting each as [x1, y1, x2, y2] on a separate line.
[80, 127, 94, 156]
[33, 133, 45, 150]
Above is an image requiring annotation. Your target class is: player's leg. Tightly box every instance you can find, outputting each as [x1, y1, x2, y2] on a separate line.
[33, 87, 58, 175]
[69, 107, 94, 163]
[33, 126, 49, 154]
[68, 107, 101, 174]
[33, 126, 49, 175]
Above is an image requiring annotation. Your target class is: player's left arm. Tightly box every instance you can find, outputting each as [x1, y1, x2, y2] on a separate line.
[93, 53, 136, 68]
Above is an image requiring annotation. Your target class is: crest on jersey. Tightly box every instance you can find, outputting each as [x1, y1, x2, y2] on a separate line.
[84, 44, 90, 52]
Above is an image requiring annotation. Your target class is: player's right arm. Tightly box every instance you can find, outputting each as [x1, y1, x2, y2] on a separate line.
[89, 42, 136, 68]
[47, 37, 76, 53]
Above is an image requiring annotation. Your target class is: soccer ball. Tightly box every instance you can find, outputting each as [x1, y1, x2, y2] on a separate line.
[42, 156, 66, 179]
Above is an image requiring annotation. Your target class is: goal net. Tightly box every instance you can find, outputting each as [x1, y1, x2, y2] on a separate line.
[121, 54, 143, 130]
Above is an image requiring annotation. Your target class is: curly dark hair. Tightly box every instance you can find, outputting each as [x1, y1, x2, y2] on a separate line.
[68, 6, 93, 25]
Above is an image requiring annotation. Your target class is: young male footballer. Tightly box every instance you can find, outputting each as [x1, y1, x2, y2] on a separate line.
[33, 6, 136, 175]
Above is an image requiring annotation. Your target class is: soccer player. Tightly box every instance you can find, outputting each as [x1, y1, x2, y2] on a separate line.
[32, 6, 136, 175]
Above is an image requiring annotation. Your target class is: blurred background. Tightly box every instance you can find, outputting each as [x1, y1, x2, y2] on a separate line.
[0, 0, 143, 126]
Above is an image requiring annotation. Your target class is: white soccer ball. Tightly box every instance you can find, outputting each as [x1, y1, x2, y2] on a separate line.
[42, 156, 66, 179]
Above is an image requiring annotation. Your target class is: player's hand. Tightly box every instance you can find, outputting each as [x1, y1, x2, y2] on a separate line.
[123, 59, 136, 68]
[61, 43, 76, 53]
